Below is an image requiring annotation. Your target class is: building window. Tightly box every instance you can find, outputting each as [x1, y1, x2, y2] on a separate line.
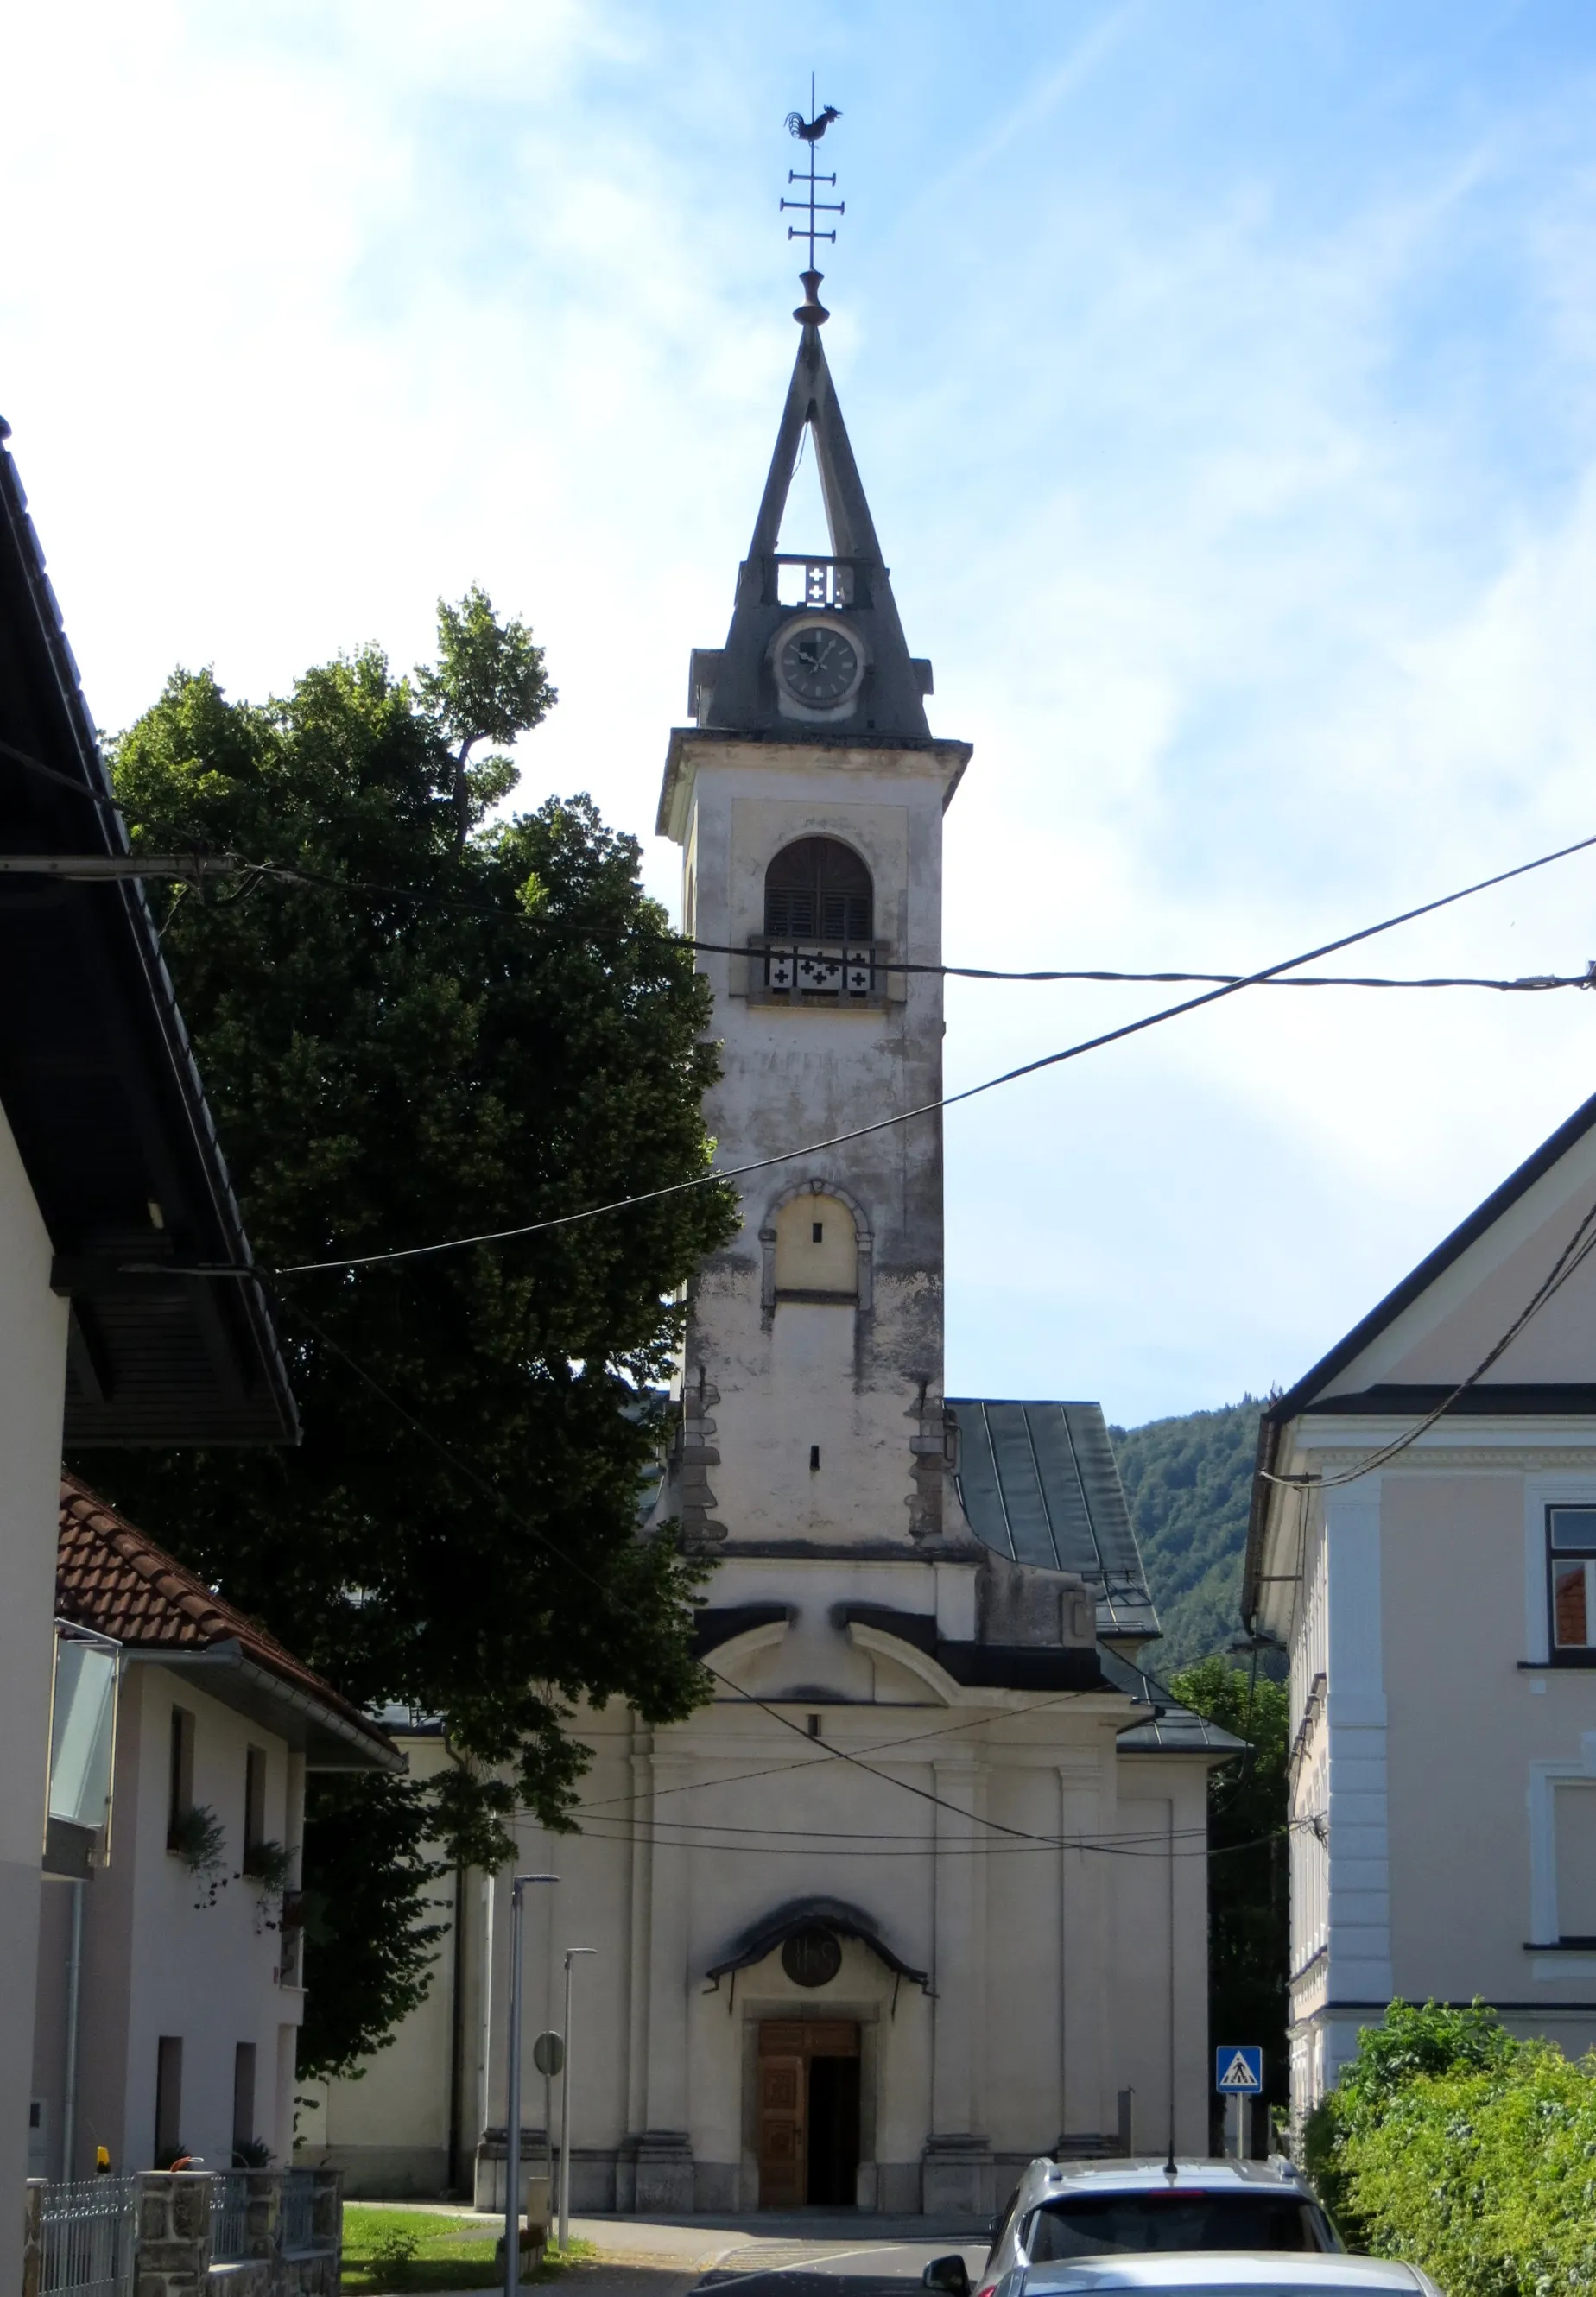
[231, 2042, 257, 2164]
[764, 838, 873, 941]
[774, 1193, 858, 1301]
[154, 2036, 183, 2168]
[1548, 1507, 1596, 1655]
[244, 1747, 268, 1870]
[167, 1709, 195, 1849]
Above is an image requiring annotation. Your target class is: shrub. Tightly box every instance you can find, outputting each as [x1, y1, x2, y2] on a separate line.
[1308, 2001, 1596, 2296]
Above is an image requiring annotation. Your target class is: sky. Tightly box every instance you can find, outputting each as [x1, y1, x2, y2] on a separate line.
[8, 1, 1596, 1425]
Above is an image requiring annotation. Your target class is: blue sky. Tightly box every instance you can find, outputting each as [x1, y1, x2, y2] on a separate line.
[9, 2, 1596, 1423]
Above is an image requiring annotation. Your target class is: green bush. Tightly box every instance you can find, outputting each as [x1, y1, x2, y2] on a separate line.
[1308, 2000, 1596, 2295]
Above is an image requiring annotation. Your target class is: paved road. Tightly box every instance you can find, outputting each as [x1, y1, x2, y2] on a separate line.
[691, 2233, 991, 2297]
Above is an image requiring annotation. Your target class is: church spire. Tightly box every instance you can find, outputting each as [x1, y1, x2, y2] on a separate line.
[683, 106, 934, 743]
[687, 324, 934, 739]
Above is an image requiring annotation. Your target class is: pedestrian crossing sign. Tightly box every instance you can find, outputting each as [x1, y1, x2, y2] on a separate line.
[1215, 2046, 1264, 2094]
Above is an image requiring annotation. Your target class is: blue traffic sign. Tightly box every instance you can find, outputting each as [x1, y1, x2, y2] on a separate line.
[1215, 2046, 1264, 2094]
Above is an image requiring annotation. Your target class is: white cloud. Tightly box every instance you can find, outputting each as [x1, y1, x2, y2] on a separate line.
[8, 2, 1596, 1422]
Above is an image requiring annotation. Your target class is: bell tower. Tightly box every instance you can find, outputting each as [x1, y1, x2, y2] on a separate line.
[656, 275, 972, 1557]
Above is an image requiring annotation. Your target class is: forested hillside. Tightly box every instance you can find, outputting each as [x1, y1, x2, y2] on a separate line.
[1109, 1399, 1265, 1677]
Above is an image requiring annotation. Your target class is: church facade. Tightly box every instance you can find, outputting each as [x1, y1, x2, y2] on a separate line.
[302, 301, 1235, 2214]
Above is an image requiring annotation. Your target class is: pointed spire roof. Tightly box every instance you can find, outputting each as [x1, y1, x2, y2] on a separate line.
[687, 320, 934, 742]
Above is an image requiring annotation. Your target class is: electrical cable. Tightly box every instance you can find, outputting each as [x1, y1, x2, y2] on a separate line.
[272, 1281, 1074, 1846]
[569, 1686, 1101, 1817]
[7, 731, 1594, 992]
[278, 824, 1596, 1276]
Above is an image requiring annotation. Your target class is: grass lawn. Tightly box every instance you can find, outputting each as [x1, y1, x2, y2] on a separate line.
[340, 2206, 595, 2295]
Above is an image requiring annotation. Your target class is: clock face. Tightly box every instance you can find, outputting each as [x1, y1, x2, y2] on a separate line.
[778, 620, 861, 707]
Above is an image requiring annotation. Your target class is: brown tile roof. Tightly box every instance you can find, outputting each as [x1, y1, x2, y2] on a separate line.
[57, 1473, 397, 1761]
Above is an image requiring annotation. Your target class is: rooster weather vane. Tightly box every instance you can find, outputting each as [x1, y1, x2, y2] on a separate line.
[782, 75, 842, 325]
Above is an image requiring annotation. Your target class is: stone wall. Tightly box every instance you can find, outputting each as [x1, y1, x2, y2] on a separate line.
[125, 2168, 341, 2297]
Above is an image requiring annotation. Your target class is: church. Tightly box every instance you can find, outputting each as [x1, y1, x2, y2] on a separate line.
[303, 274, 1238, 2214]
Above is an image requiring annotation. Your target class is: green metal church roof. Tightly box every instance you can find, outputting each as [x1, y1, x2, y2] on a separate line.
[945, 1397, 1160, 1642]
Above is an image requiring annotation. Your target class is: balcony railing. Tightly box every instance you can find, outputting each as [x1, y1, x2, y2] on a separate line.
[748, 939, 889, 1005]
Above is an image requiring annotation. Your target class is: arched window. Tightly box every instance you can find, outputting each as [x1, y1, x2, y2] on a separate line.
[763, 838, 873, 941]
[774, 1193, 858, 1300]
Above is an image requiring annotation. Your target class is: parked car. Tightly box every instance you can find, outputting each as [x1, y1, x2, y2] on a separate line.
[923, 2160, 1343, 2297]
[955, 2266, 1441, 2297]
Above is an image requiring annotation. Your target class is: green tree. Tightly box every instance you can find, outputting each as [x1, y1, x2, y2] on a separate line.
[1170, 1655, 1289, 2111]
[1112, 1402, 1267, 1675]
[77, 598, 737, 2073]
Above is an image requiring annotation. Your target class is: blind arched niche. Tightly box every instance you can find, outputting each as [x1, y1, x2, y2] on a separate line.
[773, 1193, 858, 1301]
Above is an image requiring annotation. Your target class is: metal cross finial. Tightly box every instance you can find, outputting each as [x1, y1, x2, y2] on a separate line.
[782, 73, 843, 323]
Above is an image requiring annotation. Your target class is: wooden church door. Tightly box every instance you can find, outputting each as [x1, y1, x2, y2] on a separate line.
[757, 2019, 861, 2207]
[757, 2026, 807, 2207]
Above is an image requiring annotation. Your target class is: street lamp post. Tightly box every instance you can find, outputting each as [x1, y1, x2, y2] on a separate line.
[504, 1875, 557, 2297]
[558, 1947, 597, 2253]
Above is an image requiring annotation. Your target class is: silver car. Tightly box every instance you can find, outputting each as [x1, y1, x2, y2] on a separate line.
[923, 2159, 1343, 2297]
[985, 2266, 1441, 2297]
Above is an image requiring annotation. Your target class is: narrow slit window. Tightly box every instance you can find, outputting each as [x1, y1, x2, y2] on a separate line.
[167, 1709, 195, 1849]
[244, 1747, 268, 1870]
[154, 2037, 183, 2167]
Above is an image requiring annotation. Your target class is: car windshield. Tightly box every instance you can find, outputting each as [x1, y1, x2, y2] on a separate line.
[1025, 2192, 1333, 2258]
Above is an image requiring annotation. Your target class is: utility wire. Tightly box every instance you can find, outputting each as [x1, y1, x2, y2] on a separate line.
[570, 1686, 1102, 1818]
[7, 731, 1594, 992]
[281, 825, 1596, 1276]
[273, 1281, 1068, 1846]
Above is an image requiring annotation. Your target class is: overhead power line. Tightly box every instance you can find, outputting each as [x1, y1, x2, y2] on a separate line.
[272, 1282, 1093, 1846]
[279, 823, 1596, 1275]
[6, 734, 1595, 989]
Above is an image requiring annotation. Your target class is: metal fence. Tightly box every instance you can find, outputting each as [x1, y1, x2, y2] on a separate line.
[37, 2177, 136, 2297]
[208, 2171, 249, 2264]
[280, 2170, 317, 2256]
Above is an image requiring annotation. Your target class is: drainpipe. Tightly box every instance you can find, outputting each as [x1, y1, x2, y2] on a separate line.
[447, 1860, 466, 2193]
[61, 1877, 85, 2179]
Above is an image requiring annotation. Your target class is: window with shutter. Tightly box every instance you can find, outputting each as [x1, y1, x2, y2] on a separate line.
[764, 838, 873, 941]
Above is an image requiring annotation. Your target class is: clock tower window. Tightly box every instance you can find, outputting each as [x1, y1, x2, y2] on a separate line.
[763, 837, 873, 941]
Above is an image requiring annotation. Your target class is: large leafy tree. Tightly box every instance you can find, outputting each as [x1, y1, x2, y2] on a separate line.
[78, 597, 736, 2074]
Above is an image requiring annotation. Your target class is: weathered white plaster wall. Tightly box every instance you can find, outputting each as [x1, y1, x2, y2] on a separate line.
[0, 1100, 68, 2205]
[668, 738, 959, 1550]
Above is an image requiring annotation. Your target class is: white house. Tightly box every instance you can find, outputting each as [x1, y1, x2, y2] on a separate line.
[0, 421, 296, 2218]
[31, 1476, 400, 2179]
[1245, 1086, 1596, 2129]
[306, 288, 1241, 2213]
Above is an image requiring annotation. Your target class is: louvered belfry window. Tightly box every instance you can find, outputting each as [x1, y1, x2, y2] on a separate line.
[763, 837, 873, 941]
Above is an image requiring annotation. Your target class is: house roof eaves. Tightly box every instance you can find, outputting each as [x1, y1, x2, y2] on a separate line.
[1243, 1085, 1596, 1623]
[0, 426, 296, 1446]
[124, 1642, 403, 1771]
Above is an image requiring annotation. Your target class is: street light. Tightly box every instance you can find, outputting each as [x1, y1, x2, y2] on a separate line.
[558, 1947, 597, 2253]
[504, 1875, 557, 2297]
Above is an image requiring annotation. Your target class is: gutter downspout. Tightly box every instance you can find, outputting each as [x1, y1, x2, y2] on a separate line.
[448, 1858, 466, 2194]
[61, 1876, 84, 2179]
